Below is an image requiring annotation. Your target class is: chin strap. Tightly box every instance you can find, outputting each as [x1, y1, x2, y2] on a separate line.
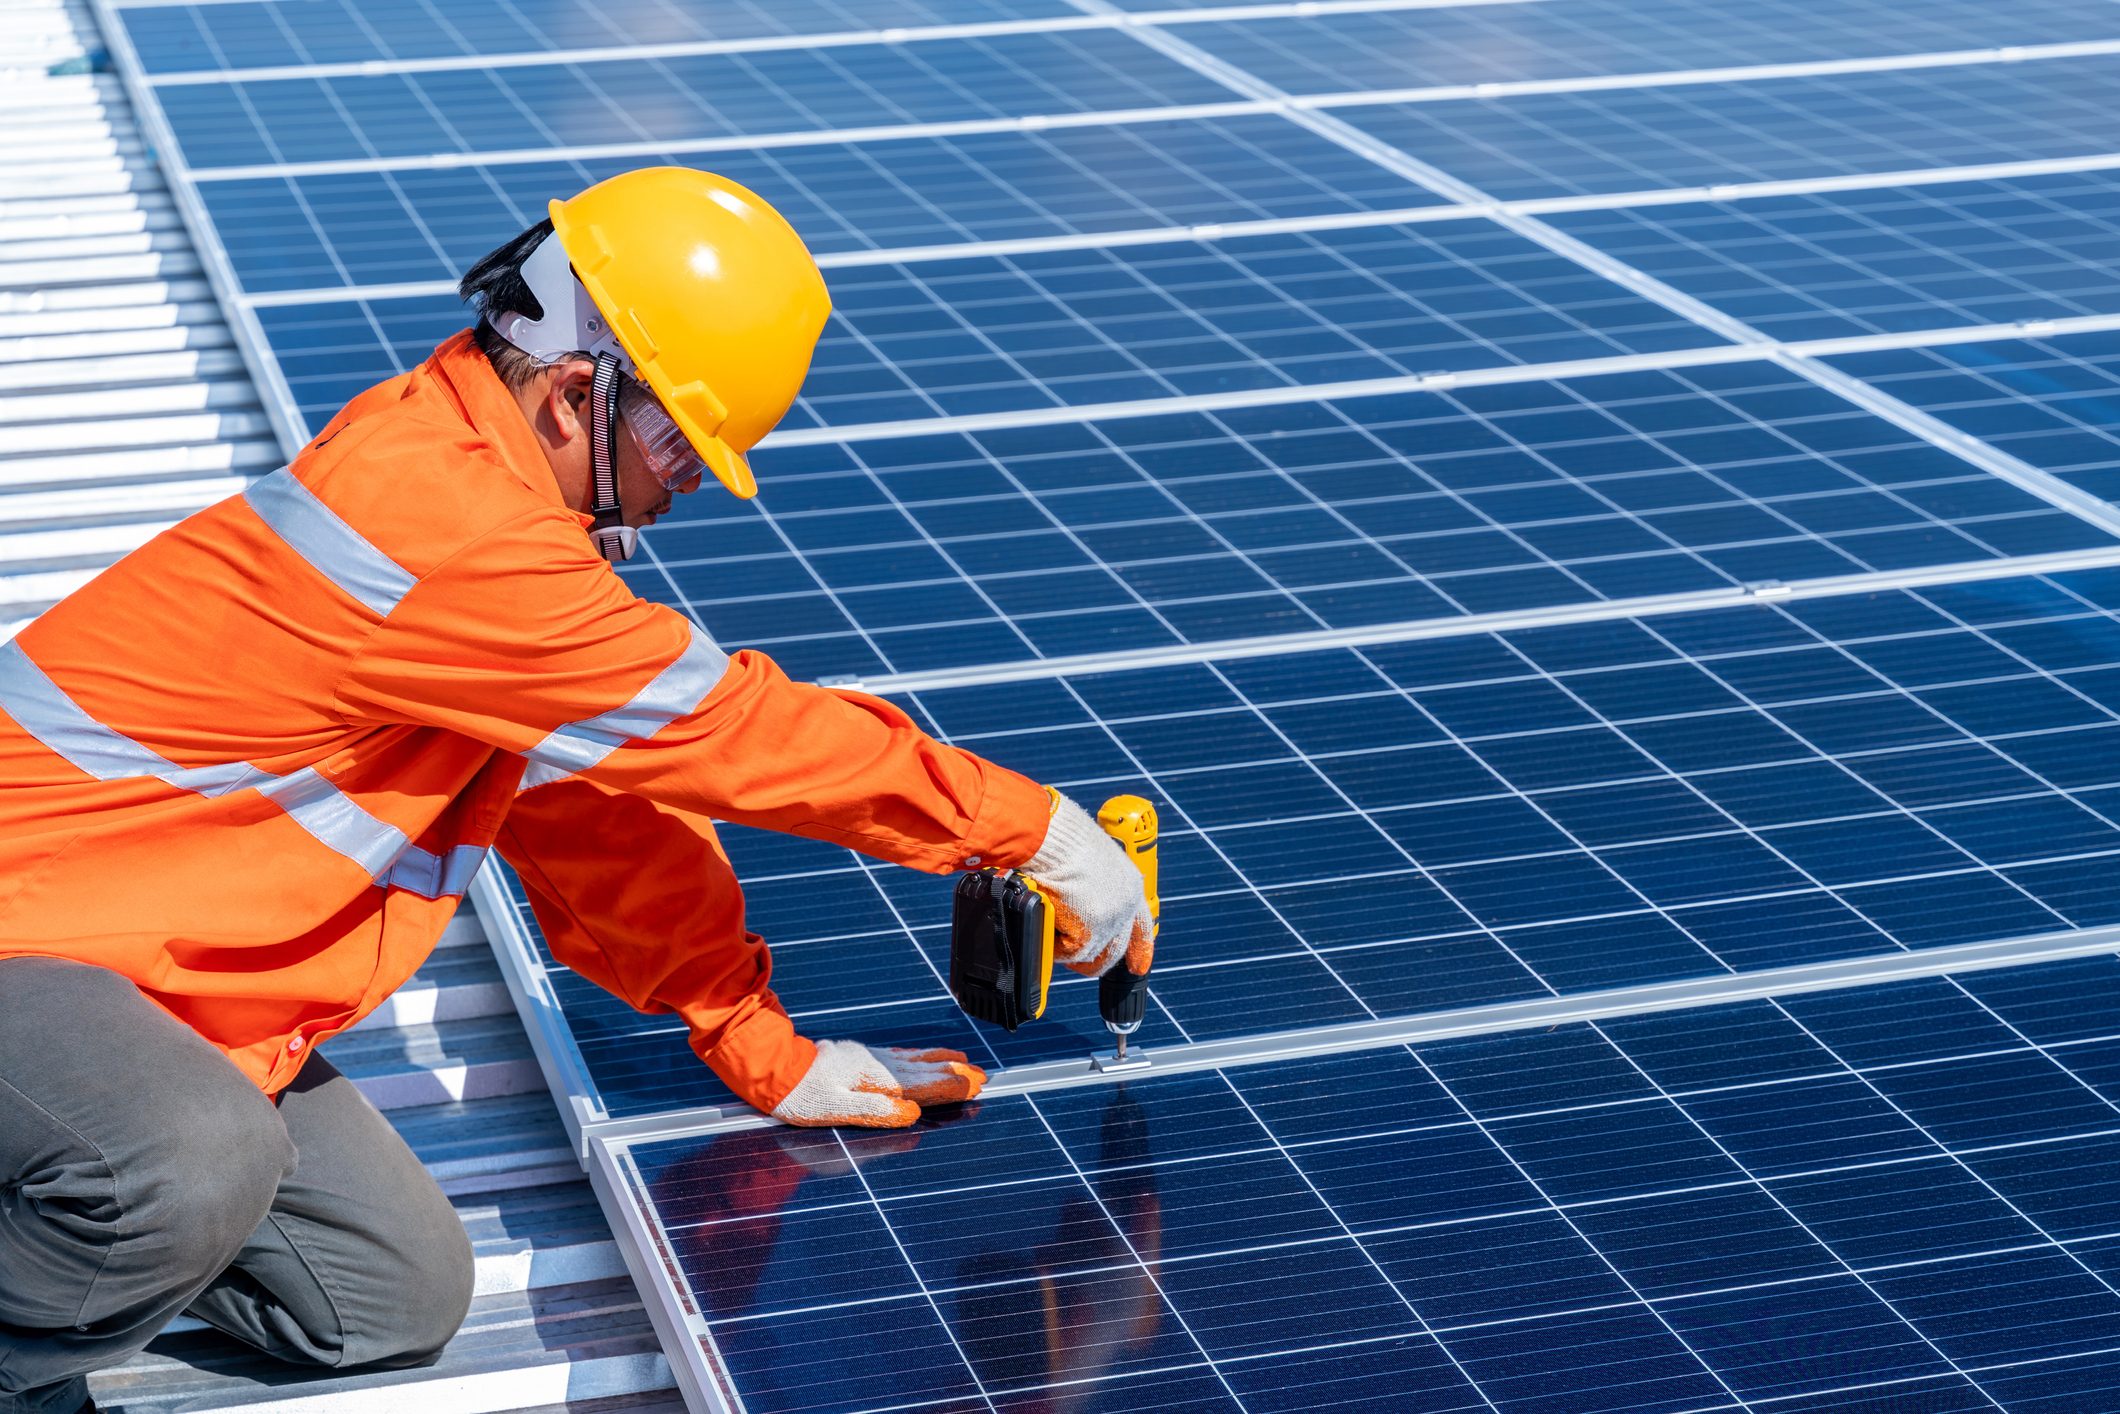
[585, 353, 636, 563]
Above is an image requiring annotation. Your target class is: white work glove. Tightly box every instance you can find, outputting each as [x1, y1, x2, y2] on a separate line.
[771, 1040, 987, 1129]
[1024, 790, 1155, 980]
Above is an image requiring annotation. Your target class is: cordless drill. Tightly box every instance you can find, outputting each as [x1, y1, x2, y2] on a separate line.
[948, 794, 1160, 1064]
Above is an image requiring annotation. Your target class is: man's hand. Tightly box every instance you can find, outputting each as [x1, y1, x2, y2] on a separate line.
[770, 1039, 987, 1128]
[1023, 790, 1154, 980]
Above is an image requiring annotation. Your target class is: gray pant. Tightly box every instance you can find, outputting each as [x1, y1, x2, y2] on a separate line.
[0, 958, 475, 1414]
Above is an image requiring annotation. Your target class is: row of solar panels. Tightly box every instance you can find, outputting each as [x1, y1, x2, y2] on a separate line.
[93, 0, 2120, 1408]
[590, 954, 2120, 1412]
[111, 0, 2120, 91]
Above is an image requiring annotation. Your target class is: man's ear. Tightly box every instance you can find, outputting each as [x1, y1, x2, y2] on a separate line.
[543, 359, 596, 444]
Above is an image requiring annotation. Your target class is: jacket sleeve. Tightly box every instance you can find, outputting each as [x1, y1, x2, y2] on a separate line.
[496, 774, 817, 1112]
[336, 505, 1052, 874]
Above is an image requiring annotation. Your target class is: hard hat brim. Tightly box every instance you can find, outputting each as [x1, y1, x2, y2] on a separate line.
[696, 433, 758, 500]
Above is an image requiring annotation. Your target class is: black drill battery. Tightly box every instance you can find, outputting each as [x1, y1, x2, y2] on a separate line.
[948, 870, 1055, 1032]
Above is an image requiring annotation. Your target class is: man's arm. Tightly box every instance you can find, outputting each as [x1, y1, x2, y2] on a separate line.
[336, 505, 1051, 872]
[344, 507, 1146, 1122]
[496, 773, 818, 1112]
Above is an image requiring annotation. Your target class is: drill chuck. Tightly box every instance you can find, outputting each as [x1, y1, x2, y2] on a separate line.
[1099, 965, 1147, 1035]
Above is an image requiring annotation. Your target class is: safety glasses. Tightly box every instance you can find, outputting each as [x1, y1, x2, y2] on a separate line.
[618, 377, 707, 493]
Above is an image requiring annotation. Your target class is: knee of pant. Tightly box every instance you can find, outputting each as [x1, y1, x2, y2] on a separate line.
[348, 1216, 474, 1369]
[149, 1097, 294, 1264]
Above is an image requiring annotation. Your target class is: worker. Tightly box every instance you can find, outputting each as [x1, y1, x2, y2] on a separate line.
[0, 166, 1154, 1414]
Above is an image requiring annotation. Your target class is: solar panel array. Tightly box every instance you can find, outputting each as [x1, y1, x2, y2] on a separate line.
[94, 0, 2120, 1408]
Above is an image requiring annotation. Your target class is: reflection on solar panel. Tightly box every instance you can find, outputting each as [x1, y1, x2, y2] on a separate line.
[503, 571, 2120, 1121]
[1179, 0, 2120, 95]
[92, 0, 2120, 1403]
[1553, 172, 2120, 342]
[1334, 55, 2120, 200]
[123, 0, 1085, 72]
[598, 957, 2120, 1413]
[198, 118, 1437, 293]
[153, 31, 1241, 170]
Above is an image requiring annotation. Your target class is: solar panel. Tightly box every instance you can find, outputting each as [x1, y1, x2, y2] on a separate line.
[1549, 172, 2120, 342]
[197, 118, 1438, 294]
[150, 30, 1244, 171]
[1822, 330, 2120, 507]
[593, 955, 2120, 1413]
[498, 569, 2120, 1122]
[1179, 0, 2120, 97]
[1332, 55, 2120, 201]
[120, 0, 1085, 73]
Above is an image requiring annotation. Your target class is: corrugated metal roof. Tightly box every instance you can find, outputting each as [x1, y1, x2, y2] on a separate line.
[7, 3, 687, 1408]
[0, 1, 275, 638]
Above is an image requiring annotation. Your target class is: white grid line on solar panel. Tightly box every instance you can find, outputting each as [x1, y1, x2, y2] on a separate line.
[1332, 52, 2120, 203]
[1820, 331, 2120, 516]
[167, 38, 2120, 183]
[213, 151, 2120, 310]
[127, 0, 1547, 81]
[1547, 170, 2120, 348]
[1174, 0, 2120, 98]
[589, 366, 2120, 684]
[506, 573, 2120, 1120]
[1092, 8, 2120, 549]
[147, 30, 1253, 173]
[609, 963, 2120, 1412]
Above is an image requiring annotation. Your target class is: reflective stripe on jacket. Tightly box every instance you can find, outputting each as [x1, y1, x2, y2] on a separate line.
[0, 331, 1049, 1108]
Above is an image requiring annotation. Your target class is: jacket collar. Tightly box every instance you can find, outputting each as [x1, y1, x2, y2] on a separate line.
[427, 330, 594, 529]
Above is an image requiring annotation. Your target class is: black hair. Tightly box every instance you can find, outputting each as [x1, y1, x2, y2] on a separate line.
[458, 217, 567, 390]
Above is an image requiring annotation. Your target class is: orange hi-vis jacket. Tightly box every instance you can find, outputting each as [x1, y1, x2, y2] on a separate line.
[0, 331, 1050, 1109]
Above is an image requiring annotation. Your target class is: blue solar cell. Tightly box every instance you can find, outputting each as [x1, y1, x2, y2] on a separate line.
[1823, 329, 2120, 508]
[196, 118, 1435, 294]
[154, 29, 1241, 170]
[125, 0, 1081, 73]
[1181, 0, 2120, 97]
[605, 962, 2120, 1412]
[1334, 55, 2120, 200]
[1551, 171, 2120, 342]
[499, 572, 2120, 1118]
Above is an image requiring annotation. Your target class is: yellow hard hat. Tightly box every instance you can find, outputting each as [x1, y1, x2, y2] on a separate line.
[545, 167, 831, 499]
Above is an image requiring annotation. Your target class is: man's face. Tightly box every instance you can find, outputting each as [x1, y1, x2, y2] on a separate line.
[614, 410, 702, 529]
[544, 359, 705, 529]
